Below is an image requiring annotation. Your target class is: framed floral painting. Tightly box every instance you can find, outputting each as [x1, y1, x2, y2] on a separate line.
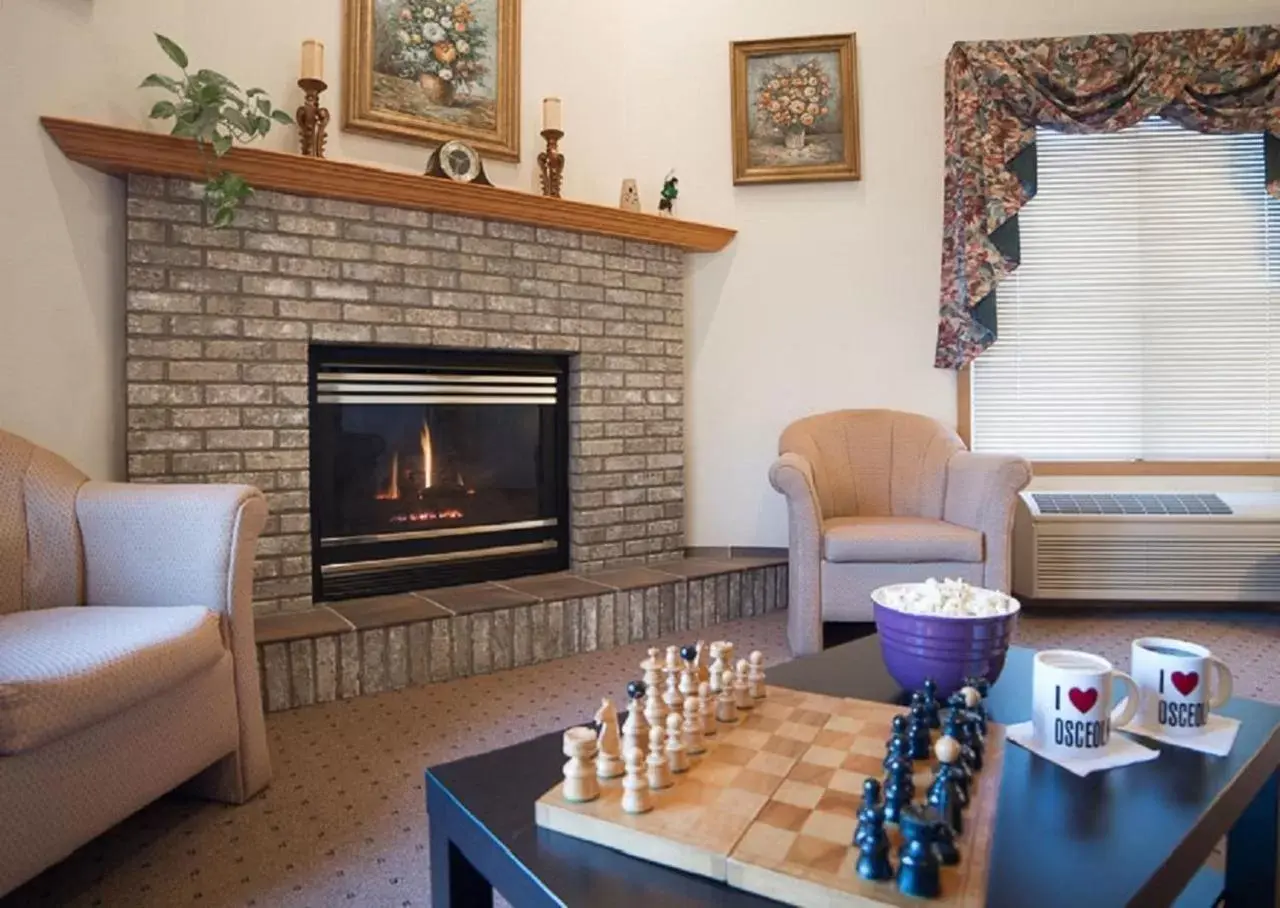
[730, 34, 860, 184]
[344, 0, 521, 161]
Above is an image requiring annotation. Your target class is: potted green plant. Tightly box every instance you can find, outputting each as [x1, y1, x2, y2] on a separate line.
[140, 34, 293, 227]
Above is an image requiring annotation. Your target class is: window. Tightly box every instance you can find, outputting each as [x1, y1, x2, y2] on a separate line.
[968, 118, 1280, 463]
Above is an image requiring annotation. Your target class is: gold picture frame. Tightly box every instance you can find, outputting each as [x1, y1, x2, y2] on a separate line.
[344, 0, 521, 161]
[731, 34, 860, 184]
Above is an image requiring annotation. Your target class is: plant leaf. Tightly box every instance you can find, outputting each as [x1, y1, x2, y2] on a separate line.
[211, 134, 233, 156]
[154, 33, 189, 70]
[139, 73, 180, 92]
[148, 100, 177, 120]
[271, 109, 294, 125]
[223, 108, 250, 133]
[212, 206, 236, 229]
[246, 87, 266, 98]
[257, 97, 271, 115]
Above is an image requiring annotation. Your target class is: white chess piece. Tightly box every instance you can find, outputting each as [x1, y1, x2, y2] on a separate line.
[622, 697, 647, 755]
[642, 647, 663, 693]
[716, 670, 739, 724]
[733, 659, 753, 711]
[646, 725, 672, 790]
[698, 680, 716, 736]
[665, 645, 681, 673]
[562, 728, 600, 802]
[721, 642, 736, 675]
[709, 643, 726, 694]
[682, 696, 706, 755]
[748, 650, 767, 699]
[663, 670, 683, 713]
[666, 712, 690, 772]
[621, 747, 652, 814]
[679, 657, 697, 699]
[696, 640, 710, 684]
[643, 681, 666, 728]
[594, 698, 624, 779]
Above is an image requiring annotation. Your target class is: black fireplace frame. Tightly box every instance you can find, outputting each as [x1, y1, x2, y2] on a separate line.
[308, 343, 571, 602]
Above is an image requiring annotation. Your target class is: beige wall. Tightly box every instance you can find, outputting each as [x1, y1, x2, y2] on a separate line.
[2, 1, 1276, 538]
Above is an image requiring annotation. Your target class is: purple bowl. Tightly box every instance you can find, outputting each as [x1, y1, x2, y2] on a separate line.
[871, 584, 1020, 698]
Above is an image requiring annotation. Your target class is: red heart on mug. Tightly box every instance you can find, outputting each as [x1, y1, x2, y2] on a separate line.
[1171, 671, 1199, 696]
[1068, 687, 1099, 714]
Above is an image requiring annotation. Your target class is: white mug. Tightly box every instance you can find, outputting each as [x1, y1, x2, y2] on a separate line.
[1130, 637, 1232, 736]
[1032, 650, 1140, 757]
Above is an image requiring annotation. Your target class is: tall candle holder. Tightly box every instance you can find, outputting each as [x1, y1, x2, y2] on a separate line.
[296, 78, 330, 158]
[538, 128, 565, 198]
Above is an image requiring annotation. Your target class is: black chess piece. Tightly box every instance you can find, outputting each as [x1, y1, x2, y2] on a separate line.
[855, 803, 894, 881]
[896, 805, 942, 899]
[921, 679, 941, 730]
[933, 819, 961, 866]
[854, 778, 884, 848]
[965, 715, 986, 771]
[679, 644, 698, 664]
[928, 743, 964, 834]
[908, 711, 931, 761]
[882, 761, 912, 824]
[922, 678, 939, 705]
[883, 732, 911, 770]
[885, 753, 915, 801]
[626, 679, 647, 704]
[942, 716, 975, 804]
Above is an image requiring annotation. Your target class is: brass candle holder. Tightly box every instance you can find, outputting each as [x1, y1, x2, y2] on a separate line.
[537, 128, 565, 198]
[296, 78, 330, 158]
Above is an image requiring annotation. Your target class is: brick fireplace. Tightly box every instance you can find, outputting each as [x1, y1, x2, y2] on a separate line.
[97, 159, 782, 712]
[123, 175, 687, 614]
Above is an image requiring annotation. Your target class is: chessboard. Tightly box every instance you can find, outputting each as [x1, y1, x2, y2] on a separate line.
[534, 686, 1004, 908]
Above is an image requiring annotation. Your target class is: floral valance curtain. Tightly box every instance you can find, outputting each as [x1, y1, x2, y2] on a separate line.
[935, 27, 1280, 370]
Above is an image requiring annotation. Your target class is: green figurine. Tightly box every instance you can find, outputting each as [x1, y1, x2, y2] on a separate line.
[658, 170, 679, 217]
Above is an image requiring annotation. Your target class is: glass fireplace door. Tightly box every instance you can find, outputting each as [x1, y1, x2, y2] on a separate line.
[309, 346, 569, 601]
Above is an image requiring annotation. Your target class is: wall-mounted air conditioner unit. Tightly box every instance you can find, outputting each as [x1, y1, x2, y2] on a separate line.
[1013, 492, 1280, 602]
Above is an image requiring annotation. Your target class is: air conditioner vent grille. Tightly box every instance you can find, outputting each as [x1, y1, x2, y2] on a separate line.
[1033, 536, 1280, 598]
[1031, 492, 1232, 516]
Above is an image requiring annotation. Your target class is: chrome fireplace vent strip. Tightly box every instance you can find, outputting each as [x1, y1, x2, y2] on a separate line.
[315, 371, 559, 406]
[319, 517, 560, 548]
[320, 539, 559, 576]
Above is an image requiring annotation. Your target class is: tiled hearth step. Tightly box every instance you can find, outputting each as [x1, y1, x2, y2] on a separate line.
[254, 556, 788, 712]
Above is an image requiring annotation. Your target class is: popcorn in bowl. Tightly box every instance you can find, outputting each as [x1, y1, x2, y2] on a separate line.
[874, 578, 1018, 618]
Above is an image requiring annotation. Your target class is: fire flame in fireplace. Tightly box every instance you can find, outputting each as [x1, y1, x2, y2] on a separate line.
[420, 422, 433, 490]
[375, 452, 400, 500]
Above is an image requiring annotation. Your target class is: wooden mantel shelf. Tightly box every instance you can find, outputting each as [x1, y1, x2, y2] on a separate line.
[41, 117, 736, 253]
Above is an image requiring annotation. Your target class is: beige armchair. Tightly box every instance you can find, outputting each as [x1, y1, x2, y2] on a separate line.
[769, 410, 1030, 656]
[0, 430, 270, 896]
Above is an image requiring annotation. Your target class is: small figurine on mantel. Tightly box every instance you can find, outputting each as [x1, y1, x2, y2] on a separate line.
[658, 170, 679, 218]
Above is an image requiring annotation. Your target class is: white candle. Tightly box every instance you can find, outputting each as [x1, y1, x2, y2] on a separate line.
[542, 97, 562, 132]
[301, 39, 325, 81]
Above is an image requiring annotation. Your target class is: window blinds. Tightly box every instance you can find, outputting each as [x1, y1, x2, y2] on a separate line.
[969, 118, 1280, 462]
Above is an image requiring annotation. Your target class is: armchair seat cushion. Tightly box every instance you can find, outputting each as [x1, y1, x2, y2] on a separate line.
[0, 606, 224, 755]
[822, 517, 983, 564]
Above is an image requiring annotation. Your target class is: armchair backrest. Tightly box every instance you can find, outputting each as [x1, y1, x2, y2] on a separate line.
[778, 410, 965, 520]
[0, 430, 87, 614]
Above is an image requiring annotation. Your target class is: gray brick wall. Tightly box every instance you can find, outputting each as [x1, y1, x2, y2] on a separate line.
[124, 176, 687, 614]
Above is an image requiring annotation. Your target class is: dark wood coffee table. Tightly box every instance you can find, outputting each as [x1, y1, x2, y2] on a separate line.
[425, 637, 1280, 907]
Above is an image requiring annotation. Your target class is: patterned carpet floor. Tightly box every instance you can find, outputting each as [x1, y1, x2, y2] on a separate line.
[6, 607, 1280, 908]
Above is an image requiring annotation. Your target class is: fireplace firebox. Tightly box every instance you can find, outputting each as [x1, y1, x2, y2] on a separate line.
[309, 344, 570, 601]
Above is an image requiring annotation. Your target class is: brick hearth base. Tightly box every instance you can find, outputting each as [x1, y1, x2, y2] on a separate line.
[255, 556, 787, 711]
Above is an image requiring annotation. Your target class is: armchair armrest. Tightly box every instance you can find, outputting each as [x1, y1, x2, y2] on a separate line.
[942, 452, 1031, 591]
[75, 481, 271, 801]
[76, 482, 267, 613]
[768, 452, 824, 655]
